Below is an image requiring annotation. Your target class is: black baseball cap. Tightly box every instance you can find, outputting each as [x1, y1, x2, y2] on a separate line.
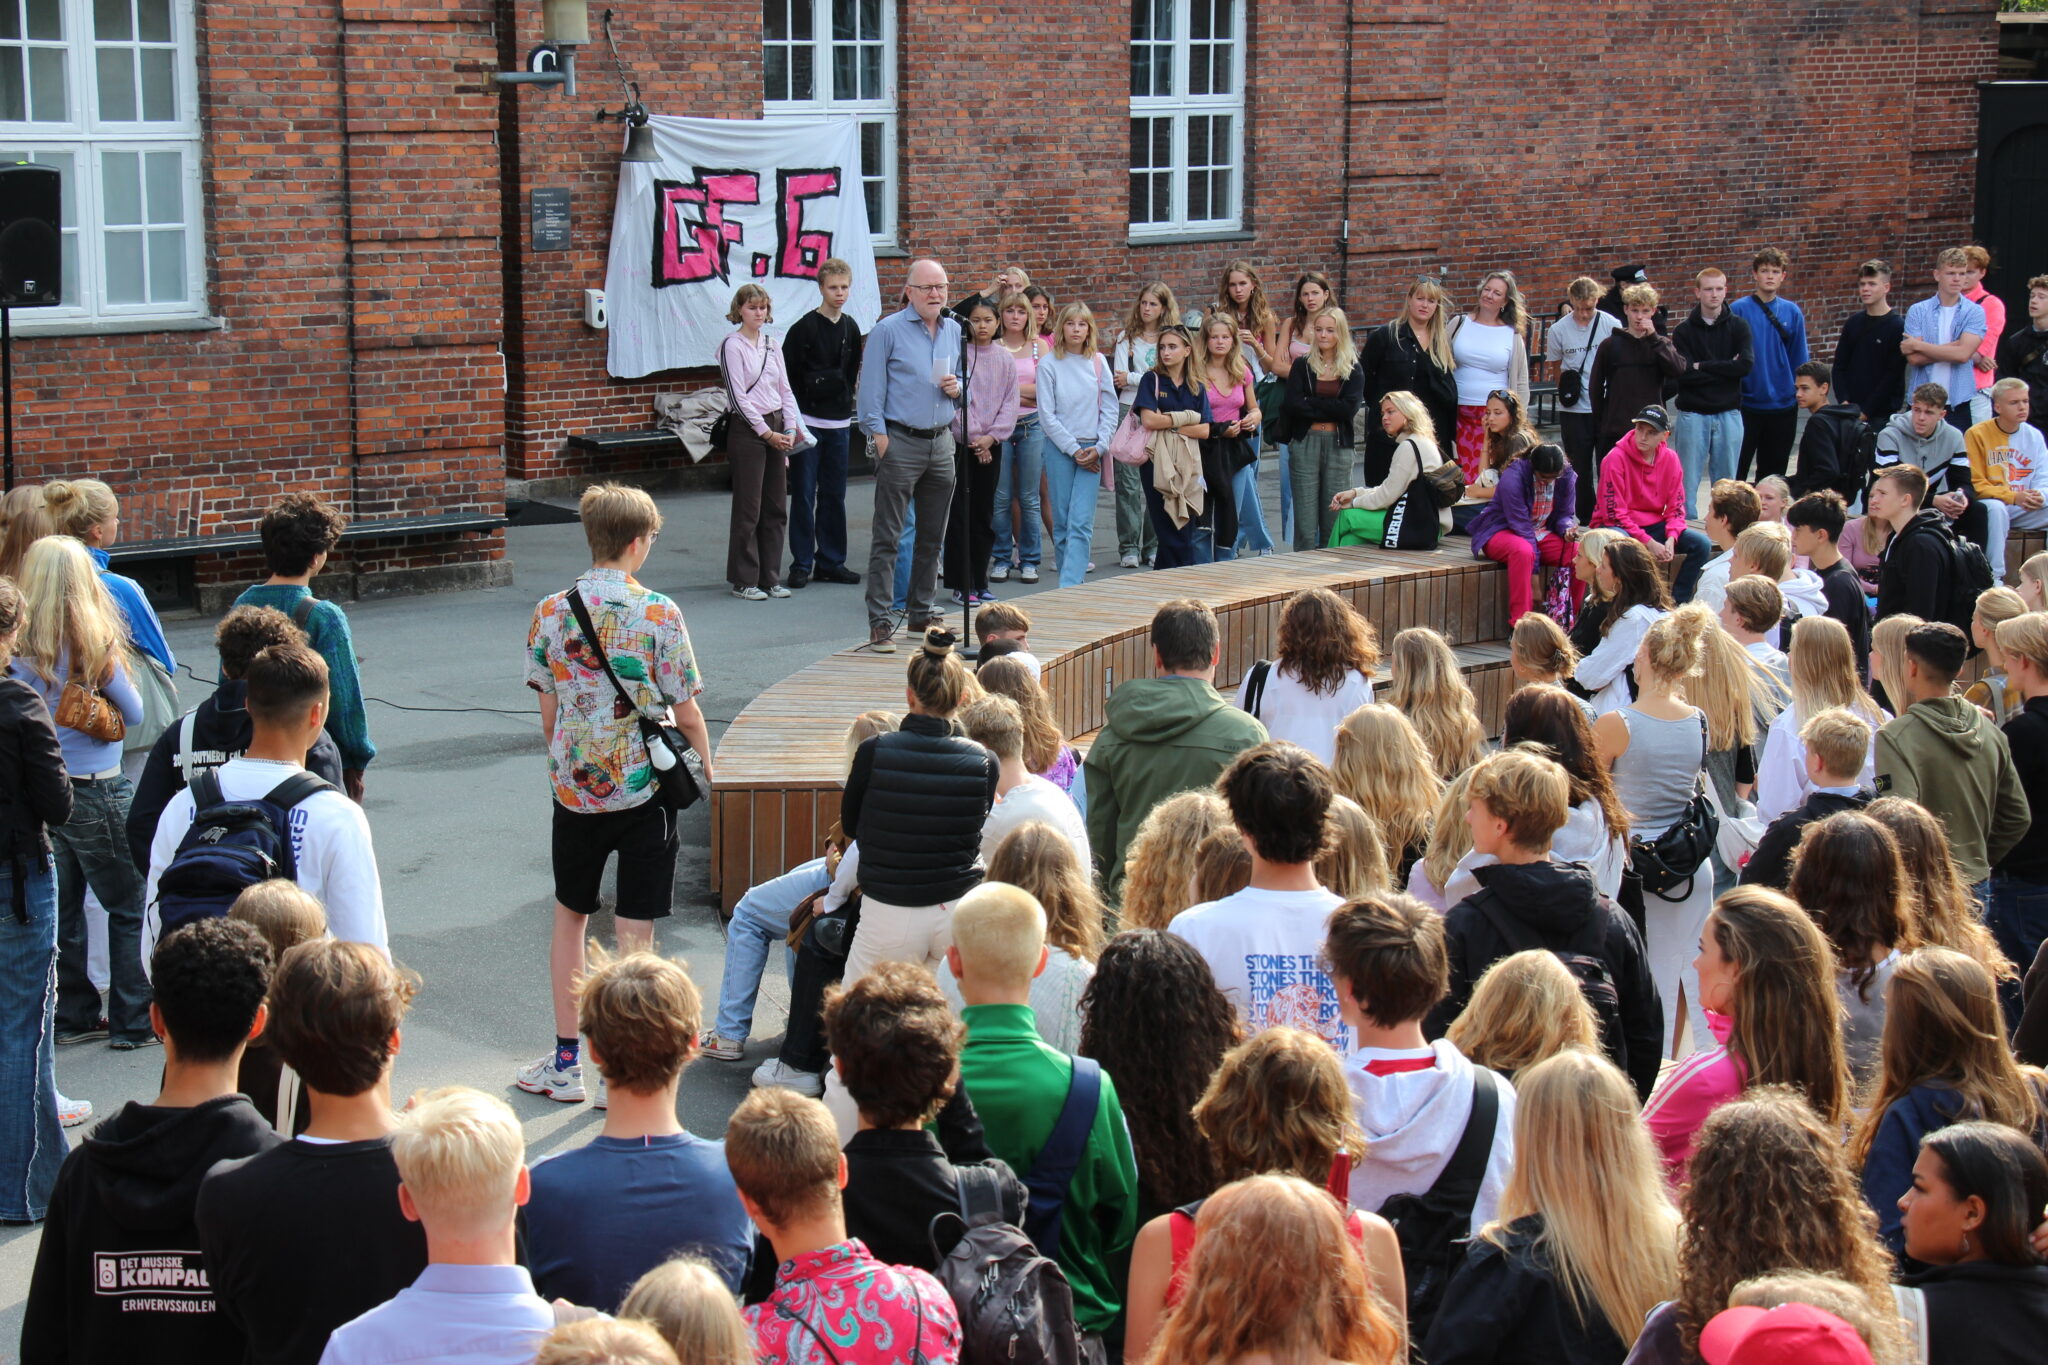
[1632, 405, 1671, 432]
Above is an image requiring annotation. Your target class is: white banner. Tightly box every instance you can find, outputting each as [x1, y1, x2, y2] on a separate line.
[603, 115, 881, 379]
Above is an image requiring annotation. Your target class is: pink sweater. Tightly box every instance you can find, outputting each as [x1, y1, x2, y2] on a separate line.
[1641, 1011, 1745, 1184]
[1594, 434, 1687, 543]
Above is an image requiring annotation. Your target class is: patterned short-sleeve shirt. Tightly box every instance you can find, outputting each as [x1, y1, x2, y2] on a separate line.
[745, 1240, 960, 1365]
[526, 568, 701, 814]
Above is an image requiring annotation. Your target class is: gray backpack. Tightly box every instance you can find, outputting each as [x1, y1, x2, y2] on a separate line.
[928, 1164, 1082, 1365]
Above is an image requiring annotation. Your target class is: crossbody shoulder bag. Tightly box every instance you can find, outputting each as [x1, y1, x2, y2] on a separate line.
[709, 334, 773, 453]
[564, 586, 703, 811]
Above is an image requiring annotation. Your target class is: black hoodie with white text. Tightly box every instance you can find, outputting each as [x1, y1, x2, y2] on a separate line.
[20, 1095, 281, 1365]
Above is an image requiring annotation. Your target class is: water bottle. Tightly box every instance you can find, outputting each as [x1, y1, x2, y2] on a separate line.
[647, 729, 677, 770]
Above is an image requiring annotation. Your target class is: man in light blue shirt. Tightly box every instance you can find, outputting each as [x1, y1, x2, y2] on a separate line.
[1903, 249, 1988, 435]
[319, 1087, 553, 1365]
[856, 258, 962, 651]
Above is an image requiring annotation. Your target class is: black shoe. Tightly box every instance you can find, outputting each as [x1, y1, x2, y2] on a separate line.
[110, 1034, 163, 1052]
[57, 1018, 109, 1045]
[814, 563, 861, 584]
[787, 567, 812, 589]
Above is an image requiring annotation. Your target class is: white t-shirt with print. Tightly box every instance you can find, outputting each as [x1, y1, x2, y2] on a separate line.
[1170, 885, 1350, 1048]
[144, 756, 387, 963]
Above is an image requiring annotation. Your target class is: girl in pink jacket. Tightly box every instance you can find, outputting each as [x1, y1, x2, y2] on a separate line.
[1641, 886, 1853, 1184]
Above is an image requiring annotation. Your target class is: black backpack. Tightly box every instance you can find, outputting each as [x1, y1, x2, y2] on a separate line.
[928, 1164, 1082, 1365]
[152, 768, 333, 940]
[1468, 886, 1629, 1076]
[1940, 519, 1996, 642]
[1377, 1068, 1499, 1355]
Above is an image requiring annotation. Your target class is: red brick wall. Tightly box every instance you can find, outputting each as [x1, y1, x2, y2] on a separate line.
[3, 0, 2004, 589]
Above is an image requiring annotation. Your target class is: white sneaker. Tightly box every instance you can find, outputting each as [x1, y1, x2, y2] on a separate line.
[57, 1092, 92, 1128]
[767, 584, 792, 599]
[751, 1058, 825, 1097]
[1019, 565, 1039, 584]
[699, 1031, 745, 1062]
[1118, 552, 1140, 568]
[592, 1073, 607, 1110]
[514, 1053, 586, 1103]
[731, 585, 768, 601]
[990, 562, 1010, 582]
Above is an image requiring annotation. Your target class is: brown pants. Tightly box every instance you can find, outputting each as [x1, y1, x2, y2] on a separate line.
[727, 412, 790, 590]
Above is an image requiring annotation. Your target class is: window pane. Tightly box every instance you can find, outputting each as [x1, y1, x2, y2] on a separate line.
[25, 0, 59, 40]
[832, 44, 852, 100]
[863, 178, 880, 232]
[831, 0, 852, 42]
[101, 147, 139, 223]
[1210, 167, 1231, 219]
[791, 0, 811, 39]
[137, 0, 169, 42]
[859, 0, 878, 38]
[1129, 0, 1150, 42]
[139, 46, 172, 120]
[144, 147, 177, 220]
[27, 44, 63, 119]
[90, 0, 125, 40]
[147, 227, 181, 301]
[0, 5, 18, 40]
[1189, 171, 1207, 222]
[96, 47, 135, 120]
[104, 230, 142, 302]
[859, 45, 878, 99]
[1191, 0, 1210, 40]
[859, 118, 880, 176]
[763, 46, 787, 101]
[763, 0, 786, 42]
[791, 45, 812, 100]
[42, 148, 71, 226]
[0, 49, 23, 121]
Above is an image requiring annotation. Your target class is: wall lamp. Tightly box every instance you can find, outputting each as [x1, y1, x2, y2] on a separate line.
[496, 0, 589, 98]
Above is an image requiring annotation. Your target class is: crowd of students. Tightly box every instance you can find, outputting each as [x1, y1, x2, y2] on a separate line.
[714, 249, 2048, 659]
[7, 251, 2048, 1363]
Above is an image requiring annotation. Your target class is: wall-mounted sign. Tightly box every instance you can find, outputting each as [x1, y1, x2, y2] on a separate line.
[531, 188, 571, 252]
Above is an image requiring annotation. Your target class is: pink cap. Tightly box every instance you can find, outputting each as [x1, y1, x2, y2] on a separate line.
[1699, 1304, 1875, 1365]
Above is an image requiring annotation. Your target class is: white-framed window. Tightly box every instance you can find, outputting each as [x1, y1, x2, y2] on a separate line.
[1128, 0, 1243, 236]
[0, 0, 206, 324]
[762, 0, 897, 246]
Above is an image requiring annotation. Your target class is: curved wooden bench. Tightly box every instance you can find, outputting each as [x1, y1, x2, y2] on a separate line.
[710, 541, 1514, 910]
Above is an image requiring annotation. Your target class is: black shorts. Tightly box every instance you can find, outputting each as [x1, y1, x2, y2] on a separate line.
[551, 800, 679, 921]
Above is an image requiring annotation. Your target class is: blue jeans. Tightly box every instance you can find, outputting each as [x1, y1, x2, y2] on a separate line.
[1275, 442, 1296, 546]
[711, 856, 828, 1042]
[1641, 521, 1716, 606]
[1989, 874, 2048, 1031]
[993, 414, 1044, 570]
[1044, 444, 1101, 588]
[891, 512, 917, 613]
[788, 425, 851, 572]
[1233, 458, 1273, 555]
[0, 856, 61, 1221]
[1672, 408, 1742, 521]
[52, 775, 150, 1042]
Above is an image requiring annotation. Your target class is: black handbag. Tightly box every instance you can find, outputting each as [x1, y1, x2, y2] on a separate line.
[565, 588, 704, 812]
[1626, 724, 1717, 902]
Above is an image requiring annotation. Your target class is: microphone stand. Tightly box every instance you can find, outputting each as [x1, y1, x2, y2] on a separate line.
[955, 314, 976, 660]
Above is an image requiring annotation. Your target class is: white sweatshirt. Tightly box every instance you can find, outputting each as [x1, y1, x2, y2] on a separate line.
[1344, 1039, 1518, 1235]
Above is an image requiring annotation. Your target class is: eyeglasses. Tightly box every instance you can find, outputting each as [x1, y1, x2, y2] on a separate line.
[1488, 389, 1515, 403]
[907, 283, 948, 294]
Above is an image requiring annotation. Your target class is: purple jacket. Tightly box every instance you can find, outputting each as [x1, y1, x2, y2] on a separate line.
[1467, 457, 1576, 556]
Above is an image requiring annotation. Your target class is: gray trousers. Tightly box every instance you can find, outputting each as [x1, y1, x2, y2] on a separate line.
[866, 427, 957, 627]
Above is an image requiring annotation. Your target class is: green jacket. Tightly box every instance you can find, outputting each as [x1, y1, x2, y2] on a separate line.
[957, 1004, 1138, 1334]
[1876, 696, 2032, 885]
[1083, 675, 1267, 901]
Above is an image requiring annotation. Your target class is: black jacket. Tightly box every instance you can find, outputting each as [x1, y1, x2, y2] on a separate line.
[1282, 356, 1365, 438]
[783, 309, 863, 423]
[1834, 309, 1908, 423]
[1589, 329, 1684, 450]
[840, 714, 997, 905]
[1815, 556, 1872, 684]
[1997, 323, 2048, 442]
[22, 1097, 281, 1365]
[1427, 860, 1663, 1101]
[840, 1129, 1027, 1275]
[1999, 696, 2048, 884]
[1360, 322, 1458, 483]
[1791, 402, 1870, 503]
[195, 1136, 428, 1365]
[127, 680, 346, 873]
[1422, 1214, 1632, 1365]
[1903, 1262, 2048, 1365]
[1670, 307, 1754, 415]
[1741, 788, 1869, 891]
[1876, 508, 1957, 627]
[0, 675, 71, 879]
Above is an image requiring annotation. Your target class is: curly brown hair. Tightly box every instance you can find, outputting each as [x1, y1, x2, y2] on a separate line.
[1080, 930, 1241, 1211]
[1194, 1028, 1366, 1185]
[259, 492, 347, 578]
[1118, 790, 1230, 930]
[1678, 1088, 1897, 1358]
[823, 961, 963, 1129]
[1786, 811, 1914, 1002]
[1274, 588, 1380, 697]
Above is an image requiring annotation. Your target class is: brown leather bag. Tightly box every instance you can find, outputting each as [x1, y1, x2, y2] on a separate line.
[55, 675, 124, 743]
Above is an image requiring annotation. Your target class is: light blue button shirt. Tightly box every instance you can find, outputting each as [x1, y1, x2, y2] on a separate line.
[318, 1264, 553, 1365]
[856, 305, 961, 435]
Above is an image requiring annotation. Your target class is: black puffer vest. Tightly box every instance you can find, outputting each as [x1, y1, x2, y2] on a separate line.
[850, 715, 996, 905]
